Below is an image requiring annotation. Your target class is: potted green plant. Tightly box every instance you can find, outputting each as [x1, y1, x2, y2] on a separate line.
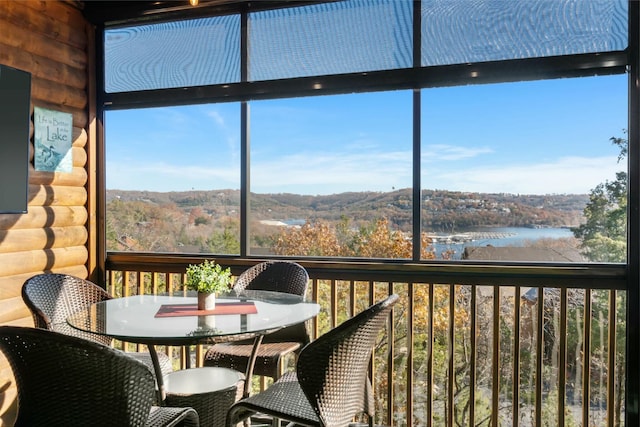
[185, 259, 233, 310]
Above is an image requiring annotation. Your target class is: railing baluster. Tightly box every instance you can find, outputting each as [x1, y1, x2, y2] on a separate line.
[388, 282, 395, 427]
[123, 271, 131, 297]
[513, 285, 521, 427]
[152, 271, 158, 294]
[428, 282, 435, 427]
[447, 284, 454, 427]
[134, 271, 141, 295]
[330, 279, 338, 328]
[311, 278, 319, 339]
[608, 290, 616, 427]
[350, 280, 356, 318]
[407, 282, 414, 427]
[535, 287, 544, 427]
[559, 288, 567, 427]
[470, 286, 477, 427]
[582, 288, 591, 426]
[492, 286, 500, 427]
[369, 280, 380, 424]
[108, 270, 116, 296]
[369, 280, 375, 307]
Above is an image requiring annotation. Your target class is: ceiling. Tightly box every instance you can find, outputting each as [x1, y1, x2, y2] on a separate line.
[81, 1, 243, 24]
[81, 0, 331, 25]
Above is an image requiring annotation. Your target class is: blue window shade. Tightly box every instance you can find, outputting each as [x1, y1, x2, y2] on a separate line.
[248, 0, 413, 81]
[105, 15, 240, 93]
[421, 0, 628, 66]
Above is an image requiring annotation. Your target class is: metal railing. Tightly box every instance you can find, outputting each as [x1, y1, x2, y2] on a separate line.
[106, 254, 627, 427]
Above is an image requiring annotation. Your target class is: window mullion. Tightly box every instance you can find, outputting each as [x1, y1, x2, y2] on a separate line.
[412, 0, 421, 261]
[240, 8, 250, 256]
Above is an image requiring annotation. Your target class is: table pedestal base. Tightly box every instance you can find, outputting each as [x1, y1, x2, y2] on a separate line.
[164, 367, 244, 427]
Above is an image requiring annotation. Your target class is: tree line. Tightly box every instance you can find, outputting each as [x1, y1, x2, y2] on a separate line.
[106, 188, 587, 254]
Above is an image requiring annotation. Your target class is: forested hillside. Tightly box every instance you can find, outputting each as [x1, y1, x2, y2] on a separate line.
[106, 188, 587, 252]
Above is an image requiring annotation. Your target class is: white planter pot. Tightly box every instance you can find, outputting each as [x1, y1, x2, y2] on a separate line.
[197, 292, 216, 310]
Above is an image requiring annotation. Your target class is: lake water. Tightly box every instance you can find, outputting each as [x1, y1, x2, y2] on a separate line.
[430, 227, 575, 259]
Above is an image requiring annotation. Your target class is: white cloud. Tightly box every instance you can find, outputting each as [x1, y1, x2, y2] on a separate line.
[427, 155, 621, 194]
[424, 144, 494, 161]
[107, 151, 622, 196]
[106, 160, 239, 191]
[250, 150, 412, 194]
[207, 110, 225, 127]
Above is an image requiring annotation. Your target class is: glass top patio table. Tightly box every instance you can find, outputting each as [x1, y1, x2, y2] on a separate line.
[67, 289, 320, 401]
[67, 290, 320, 347]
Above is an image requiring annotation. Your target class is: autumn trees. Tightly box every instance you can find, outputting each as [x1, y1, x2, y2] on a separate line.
[572, 133, 627, 263]
[273, 217, 436, 260]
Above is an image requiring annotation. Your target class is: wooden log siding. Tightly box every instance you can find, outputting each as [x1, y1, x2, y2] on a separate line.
[0, 246, 89, 277]
[0, 227, 88, 254]
[30, 166, 88, 187]
[0, 265, 89, 305]
[0, 206, 88, 230]
[1, 1, 88, 54]
[0, 2, 92, 424]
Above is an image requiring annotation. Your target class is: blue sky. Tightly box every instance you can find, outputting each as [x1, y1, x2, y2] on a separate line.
[106, 73, 627, 196]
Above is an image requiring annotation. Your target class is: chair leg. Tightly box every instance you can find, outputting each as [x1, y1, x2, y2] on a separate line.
[270, 359, 285, 427]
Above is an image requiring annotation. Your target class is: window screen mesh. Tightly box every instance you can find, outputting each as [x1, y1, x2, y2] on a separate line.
[248, 0, 413, 81]
[104, 0, 628, 92]
[105, 15, 240, 93]
[422, 0, 628, 66]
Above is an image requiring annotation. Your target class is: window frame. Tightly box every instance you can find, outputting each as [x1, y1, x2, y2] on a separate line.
[97, 1, 631, 264]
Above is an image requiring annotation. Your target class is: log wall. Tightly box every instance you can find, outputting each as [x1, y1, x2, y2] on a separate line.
[0, 2, 92, 424]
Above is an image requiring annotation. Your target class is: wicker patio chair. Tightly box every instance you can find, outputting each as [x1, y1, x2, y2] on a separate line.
[21, 273, 173, 377]
[203, 261, 310, 380]
[226, 294, 399, 427]
[0, 326, 199, 427]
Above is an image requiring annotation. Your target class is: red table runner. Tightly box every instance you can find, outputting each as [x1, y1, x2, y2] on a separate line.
[155, 301, 257, 318]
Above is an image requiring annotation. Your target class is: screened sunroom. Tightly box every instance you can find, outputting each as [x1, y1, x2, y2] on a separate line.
[0, 1, 638, 426]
